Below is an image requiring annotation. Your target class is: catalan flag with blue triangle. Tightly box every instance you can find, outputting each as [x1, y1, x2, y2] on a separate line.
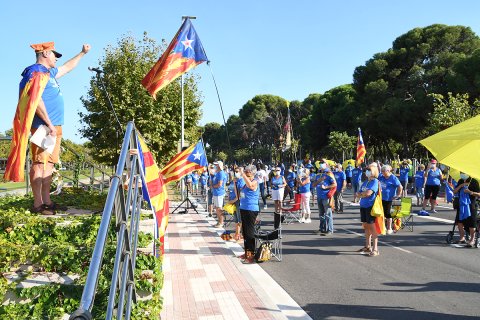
[137, 134, 170, 255]
[161, 141, 208, 184]
[142, 18, 208, 98]
[356, 128, 367, 165]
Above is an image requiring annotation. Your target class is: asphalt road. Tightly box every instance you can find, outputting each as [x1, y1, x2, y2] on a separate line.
[257, 190, 480, 320]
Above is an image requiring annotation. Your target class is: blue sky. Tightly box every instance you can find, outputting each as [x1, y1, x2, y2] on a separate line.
[2, 1, 480, 143]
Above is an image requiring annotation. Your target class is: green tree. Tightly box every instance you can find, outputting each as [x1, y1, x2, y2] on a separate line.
[428, 92, 480, 132]
[353, 24, 480, 157]
[327, 131, 357, 161]
[79, 33, 203, 165]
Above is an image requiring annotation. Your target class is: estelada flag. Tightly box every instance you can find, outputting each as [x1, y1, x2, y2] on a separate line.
[161, 141, 208, 184]
[137, 134, 170, 255]
[356, 128, 367, 165]
[142, 18, 208, 98]
[4, 65, 50, 182]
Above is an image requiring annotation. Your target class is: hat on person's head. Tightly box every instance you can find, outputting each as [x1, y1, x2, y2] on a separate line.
[430, 159, 437, 164]
[30, 41, 62, 58]
[213, 160, 224, 170]
[275, 167, 281, 171]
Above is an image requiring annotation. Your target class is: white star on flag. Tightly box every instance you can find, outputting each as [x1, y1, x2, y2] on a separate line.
[181, 37, 194, 51]
[193, 151, 202, 160]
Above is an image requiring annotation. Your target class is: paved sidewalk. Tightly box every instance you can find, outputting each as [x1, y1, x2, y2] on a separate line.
[160, 203, 312, 320]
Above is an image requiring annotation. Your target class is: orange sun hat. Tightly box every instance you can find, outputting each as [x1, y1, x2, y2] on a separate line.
[30, 41, 62, 58]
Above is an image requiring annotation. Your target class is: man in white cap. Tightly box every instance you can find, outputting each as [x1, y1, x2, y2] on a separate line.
[212, 160, 228, 227]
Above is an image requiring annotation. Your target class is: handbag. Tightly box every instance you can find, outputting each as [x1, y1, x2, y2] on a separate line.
[254, 242, 272, 263]
[223, 203, 236, 214]
[370, 180, 384, 217]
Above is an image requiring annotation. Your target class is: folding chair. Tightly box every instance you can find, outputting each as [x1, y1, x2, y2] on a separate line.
[255, 220, 282, 261]
[392, 197, 413, 232]
[282, 193, 302, 224]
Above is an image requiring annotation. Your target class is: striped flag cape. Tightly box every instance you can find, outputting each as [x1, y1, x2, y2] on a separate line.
[137, 134, 170, 255]
[160, 141, 208, 184]
[4, 65, 50, 182]
[356, 128, 367, 165]
[142, 18, 208, 98]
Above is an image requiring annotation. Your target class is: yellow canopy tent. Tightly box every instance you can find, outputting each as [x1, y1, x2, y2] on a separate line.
[343, 159, 355, 169]
[419, 114, 480, 180]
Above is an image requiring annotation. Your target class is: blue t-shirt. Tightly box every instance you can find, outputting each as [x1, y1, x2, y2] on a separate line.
[192, 173, 199, 184]
[271, 176, 284, 190]
[185, 174, 193, 183]
[399, 167, 410, 182]
[286, 171, 296, 188]
[309, 173, 316, 190]
[228, 182, 237, 201]
[378, 174, 401, 201]
[359, 179, 379, 208]
[345, 165, 353, 178]
[200, 173, 208, 186]
[212, 171, 227, 196]
[239, 182, 259, 211]
[334, 171, 346, 192]
[298, 177, 311, 194]
[31, 66, 64, 128]
[352, 168, 362, 185]
[414, 170, 425, 188]
[426, 168, 442, 186]
[316, 173, 335, 199]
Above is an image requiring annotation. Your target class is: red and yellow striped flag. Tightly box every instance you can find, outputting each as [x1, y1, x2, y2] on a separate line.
[4, 66, 50, 182]
[356, 128, 367, 165]
[160, 141, 208, 184]
[137, 135, 169, 255]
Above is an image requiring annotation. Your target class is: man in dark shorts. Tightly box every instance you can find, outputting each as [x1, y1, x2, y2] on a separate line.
[422, 159, 443, 213]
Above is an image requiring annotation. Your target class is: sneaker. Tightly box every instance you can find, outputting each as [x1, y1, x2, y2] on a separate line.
[300, 217, 305, 223]
[264, 205, 268, 210]
[431, 209, 438, 213]
[387, 229, 393, 235]
[314, 229, 322, 234]
[214, 223, 224, 228]
[305, 218, 312, 223]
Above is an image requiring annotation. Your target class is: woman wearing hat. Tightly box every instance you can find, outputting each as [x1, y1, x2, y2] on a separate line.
[271, 167, 287, 229]
[421, 160, 444, 213]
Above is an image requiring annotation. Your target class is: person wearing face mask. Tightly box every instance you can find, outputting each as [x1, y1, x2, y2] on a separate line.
[271, 167, 287, 228]
[238, 165, 260, 264]
[333, 164, 347, 213]
[313, 162, 337, 234]
[356, 163, 381, 256]
[453, 172, 479, 247]
[414, 164, 426, 206]
[421, 159, 444, 213]
[207, 164, 215, 216]
[379, 165, 403, 234]
[298, 168, 312, 223]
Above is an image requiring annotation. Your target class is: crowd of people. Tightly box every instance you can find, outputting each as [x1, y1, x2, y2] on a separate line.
[186, 157, 478, 263]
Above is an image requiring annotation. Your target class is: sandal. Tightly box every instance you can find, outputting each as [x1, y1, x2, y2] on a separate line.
[356, 247, 371, 253]
[45, 201, 68, 211]
[368, 250, 379, 257]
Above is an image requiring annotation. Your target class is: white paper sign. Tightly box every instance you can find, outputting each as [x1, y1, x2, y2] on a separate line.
[30, 125, 56, 154]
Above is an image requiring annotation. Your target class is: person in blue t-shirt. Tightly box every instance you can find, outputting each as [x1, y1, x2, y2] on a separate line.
[284, 165, 297, 202]
[398, 161, 410, 197]
[414, 164, 425, 206]
[356, 163, 380, 257]
[345, 164, 353, 188]
[212, 161, 228, 227]
[379, 165, 403, 234]
[25, 42, 90, 215]
[352, 164, 363, 203]
[297, 168, 312, 223]
[421, 159, 444, 213]
[309, 168, 317, 207]
[200, 170, 208, 197]
[333, 164, 347, 213]
[312, 163, 337, 234]
[191, 171, 199, 195]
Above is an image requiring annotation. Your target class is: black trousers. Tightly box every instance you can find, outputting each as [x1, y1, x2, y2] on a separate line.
[240, 209, 259, 253]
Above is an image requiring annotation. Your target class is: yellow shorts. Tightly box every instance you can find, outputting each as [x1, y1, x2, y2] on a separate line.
[30, 126, 62, 164]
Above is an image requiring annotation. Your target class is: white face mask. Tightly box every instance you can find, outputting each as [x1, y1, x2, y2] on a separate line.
[274, 170, 280, 176]
[460, 173, 469, 180]
[365, 170, 372, 178]
[320, 163, 327, 170]
[235, 172, 241, 179]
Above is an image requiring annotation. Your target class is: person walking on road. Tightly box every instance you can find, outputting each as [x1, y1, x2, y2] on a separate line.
[356, 162, 380, 257]
[271, 167, 287, 229]
[421, 159, 444, 213]
[313, 162, 337, 235]
[453, 174, 479, 247]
